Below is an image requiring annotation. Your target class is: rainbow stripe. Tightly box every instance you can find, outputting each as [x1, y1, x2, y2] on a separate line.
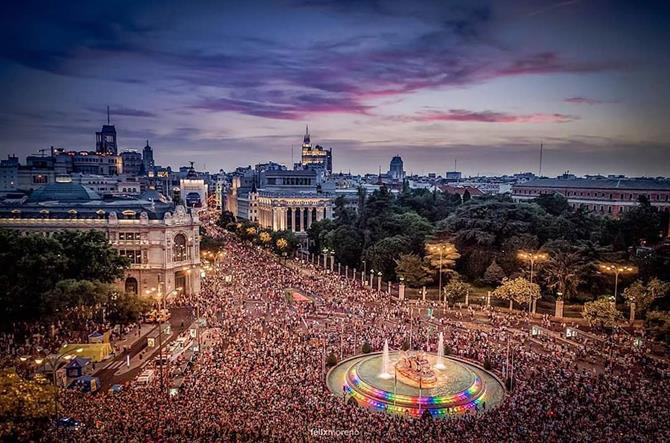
[342, 361, 488, 418]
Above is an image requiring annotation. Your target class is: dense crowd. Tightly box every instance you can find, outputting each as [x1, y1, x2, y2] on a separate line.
[12, 218, 670, 442]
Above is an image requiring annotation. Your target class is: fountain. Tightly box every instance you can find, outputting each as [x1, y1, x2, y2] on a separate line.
[378, 339, 392, 379]
[434, 332, 446, 370]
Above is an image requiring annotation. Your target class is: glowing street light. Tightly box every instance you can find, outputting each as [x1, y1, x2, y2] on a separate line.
[516, 251, 549, 284]
[599, 263, 636, 304]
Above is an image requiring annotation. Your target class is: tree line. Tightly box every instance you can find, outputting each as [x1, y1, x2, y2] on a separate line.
[0, 229, 149, 331]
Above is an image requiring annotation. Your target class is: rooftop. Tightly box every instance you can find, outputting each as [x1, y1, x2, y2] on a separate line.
[515, 178, 670, 191]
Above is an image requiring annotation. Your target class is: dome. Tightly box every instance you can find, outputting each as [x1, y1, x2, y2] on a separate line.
[27, 182, 101, 203]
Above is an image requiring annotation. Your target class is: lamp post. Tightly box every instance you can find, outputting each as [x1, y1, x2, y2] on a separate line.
[330, 251, 335, 272]
[599, 263, 636, 305]
[377, 271, 382, 292]
[369, 269, 374, 287]
[517, 250, 549, 313]
[362, 260, 367, 285]
[33, 346, 83, 419]
[322, 248, 330, 271]
[428, 243, 456, 304]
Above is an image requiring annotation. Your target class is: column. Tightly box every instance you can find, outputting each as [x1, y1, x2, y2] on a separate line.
[629, 302, 636, 323]
[399, 283, 405, 300]
[298, 208, 304, 232]
[316, 206, 323, 222]
[555, 299, 564, 318]
[307, 207, 313, 230]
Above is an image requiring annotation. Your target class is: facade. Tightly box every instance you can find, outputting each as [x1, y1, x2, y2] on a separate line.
[180, 164, 208, 209]
[300, 126, 332, 174]
[0, 178, 201, 298]
[255, 192, 333, 232]
[513, 177, 670, 216]
[121, 150, 143, 176]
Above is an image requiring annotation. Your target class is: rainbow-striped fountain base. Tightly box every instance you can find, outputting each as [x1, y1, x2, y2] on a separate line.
[326, 351, 505, 418]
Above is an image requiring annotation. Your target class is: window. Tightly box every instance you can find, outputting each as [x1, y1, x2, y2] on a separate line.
[119, 250, 142, 264]
[119, 232, 140, 241]
[173, 234, 188, 262]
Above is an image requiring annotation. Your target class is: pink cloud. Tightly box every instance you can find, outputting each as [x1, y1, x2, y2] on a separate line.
[398, 109, 578, 124]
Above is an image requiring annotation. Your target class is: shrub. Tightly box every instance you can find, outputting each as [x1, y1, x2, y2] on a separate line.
[361, 342, 372, 354]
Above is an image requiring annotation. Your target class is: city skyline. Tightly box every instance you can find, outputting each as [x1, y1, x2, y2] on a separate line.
[1, 1, 669, 176]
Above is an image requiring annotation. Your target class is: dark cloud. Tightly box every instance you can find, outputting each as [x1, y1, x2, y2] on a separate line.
[397, 109, 578, 124]
[563, 96, 606, 105]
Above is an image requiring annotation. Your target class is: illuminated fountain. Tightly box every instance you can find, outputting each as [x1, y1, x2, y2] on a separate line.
[434, 332, 446, 370]
[378, 339, 392, 379]
[326, 343, 505, 419]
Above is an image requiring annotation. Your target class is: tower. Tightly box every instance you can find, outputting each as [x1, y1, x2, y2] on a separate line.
[95, 106, 117, 155]
[142, 140, 154, 174]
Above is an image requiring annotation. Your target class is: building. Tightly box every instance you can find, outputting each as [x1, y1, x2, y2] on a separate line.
[179, 163, 208, 209]
[388, 155, 404, 181]
[0, 177, 201, 298]
[143, 141, 155, 174]
[121, 150, 143, 176]
[445, 171, 462, 181]
[300, 126, 332, 174]
[512, 177, 670, 216]
[95, 116, 118, 155]
[226, 166, 334, 234]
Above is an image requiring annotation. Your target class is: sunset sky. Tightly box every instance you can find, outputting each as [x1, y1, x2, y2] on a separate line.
[1, 0, 669, 176]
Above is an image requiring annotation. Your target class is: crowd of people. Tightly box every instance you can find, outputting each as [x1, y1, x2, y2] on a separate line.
[9, 216, 670, 442]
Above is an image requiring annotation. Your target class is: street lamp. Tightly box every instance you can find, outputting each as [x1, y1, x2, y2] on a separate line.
[377, 271, 383, 292]
[516, 250, 549, 285]
[428, 243, 456, 304]
[369, 269, 374, 287]
[322, 248, 330, 270]
[32, 346, 83, 418]
[599, 263, 636, 305]
[362, 260, 367, 285]
[517, 250, 549, 314]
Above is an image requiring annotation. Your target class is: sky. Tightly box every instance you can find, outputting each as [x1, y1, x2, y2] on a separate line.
[0, 0, 669, 177]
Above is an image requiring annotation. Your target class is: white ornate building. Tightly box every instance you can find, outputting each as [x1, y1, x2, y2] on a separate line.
[0, 179, 201, 299]
[255, 191, 333, 232]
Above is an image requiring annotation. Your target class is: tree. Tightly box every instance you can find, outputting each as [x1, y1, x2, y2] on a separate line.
[443, 277, 470, 305]
[217, 210, 236, 227]
[646, 311, 670, 345]
[106, 291, 151, 325]
[623, 278, 670, 313]
[258, 231, 272, 246]
[541, 243, 586, 300]
[394, 254, 433, 288]
[306, 219, 335, 254]
[462, 189, 471, 202]
[0, 369, 56, 434]
[54, 230, 129, 283]
[492, 277, 540, 310]
[482, 259, 506, 286]
[582, 297, 623, 329]
[271, 231, 299, 255]
[363, 235, 413, 280]
[534, 193, 569, 216]
[327, 225, 364, 268]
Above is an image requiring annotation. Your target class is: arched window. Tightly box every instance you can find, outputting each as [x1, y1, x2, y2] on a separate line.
[125, 277, 138, 295]
[173, 234, 187, 262]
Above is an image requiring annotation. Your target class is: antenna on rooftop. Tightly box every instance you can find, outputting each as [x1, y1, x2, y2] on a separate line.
[539, 143, 544, 177]
[107, 106, 110, 125]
